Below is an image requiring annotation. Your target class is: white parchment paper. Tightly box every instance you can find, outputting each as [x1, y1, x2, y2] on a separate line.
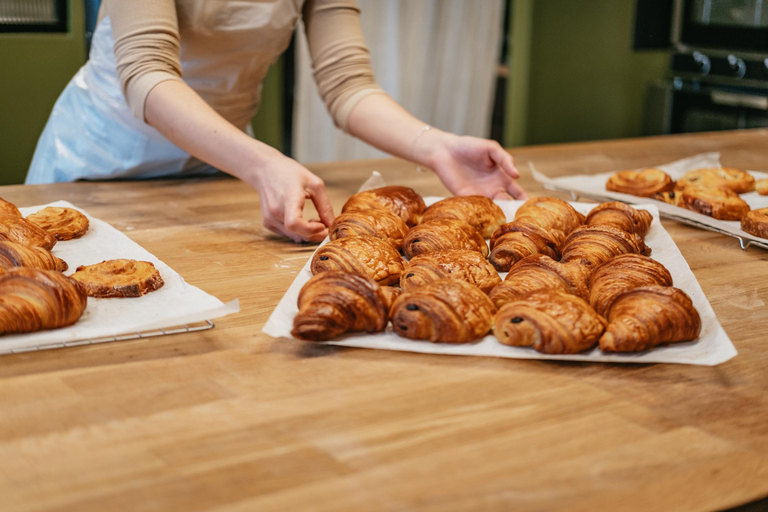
[263, 199, 737, 366]
[0, 201, 239, 354]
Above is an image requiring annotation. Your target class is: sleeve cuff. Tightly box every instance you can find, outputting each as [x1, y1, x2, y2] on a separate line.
[125, 71, 183, 122]
[333, 87, 387, 133]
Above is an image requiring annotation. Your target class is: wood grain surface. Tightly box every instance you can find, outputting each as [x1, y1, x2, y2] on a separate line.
[2, 130, 768, 512]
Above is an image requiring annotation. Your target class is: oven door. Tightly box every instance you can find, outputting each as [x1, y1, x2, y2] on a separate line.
[678, 0, 768, 52]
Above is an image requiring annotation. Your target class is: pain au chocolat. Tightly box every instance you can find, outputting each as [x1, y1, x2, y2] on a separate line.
[488, 221, 564, 272]
[421, 195, 506, 238]
[400, 249, 501, 294]
[560, 225, 650, 271]
[402, 219, 488, 259]
[311, 235, 404, 286]
[26, 206, 89, 241]
[71, 259, 164, 298]
[342, 186, 426, 227]
[328, 208, 408, 250]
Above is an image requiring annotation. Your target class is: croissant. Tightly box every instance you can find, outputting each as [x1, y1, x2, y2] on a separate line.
[402, 219, 488, 259]
[26, 206, 89, 241]
[741, 207, 768, 239]
[488, 221, 564, 272]
[0, 241, 68, 272]
[401, 249, 501, 293]
[390, 279, 496, 343]
[488, 254, 589, 308]
[493, 291, 605, 354]
[0, 267, 87, 335]
[600, 286, 701, 352]
[0, 214, 57, 251]
[513, 197, 585, 235]
[329, 208, 408, 250]
[560, 225, 650, 271]
[71, 259, 164, 298]
[679, 185, 751, 221]
[291, 271, 389, 341]
[589, 254, 672, 316]
[677, 167, 755, 194]
[421, 196, 507, 237]
[311, 235, 404, 286]
[606, 168, 674, 197]
[585, 202, 653, 238]
[342, 186, 426, 227]
[0, 198, 21, 217]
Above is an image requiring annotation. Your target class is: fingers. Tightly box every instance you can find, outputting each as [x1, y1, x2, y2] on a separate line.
[305, 179, 336, 227]
[489, 144, 519, 179]
[283, 195, 328, 243]
[492, 190, 513, 200]
[507, 180, 529, 200]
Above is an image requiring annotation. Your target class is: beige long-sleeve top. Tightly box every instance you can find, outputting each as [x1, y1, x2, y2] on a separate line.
[100, 0, 384, 132]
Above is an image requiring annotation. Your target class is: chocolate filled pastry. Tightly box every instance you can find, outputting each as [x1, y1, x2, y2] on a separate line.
[589, 253, 672, 317]
[390, 279, 496, 343]
[586, 202, 653, 238]
[651, 189, 681, 206]
[311, 235, 404, 286]
[493, 291, 606, 354]
[560, 225, 650, 271]
[342, 186, 426, 227]
[0, 214, 57, 251]
[400, 249, 501, 294]
[741, 207, 768, 239]
[421, 196, 507, 238]
[677, 167, 755, 194]
[402, 219, 488, 259]
[679, 185, 750, 220]
[26, 207, 89, 241]
[756, 179, 768, 196]
[329, 208, 408, 250]
[600, 286, 701, 352]
[0, 198, 21, 217]
[488, 221, 564, 272]
[606, 168, 674, 197]
[0, 267, 87, 335]
[513, 197, 585, 236]
[71, 259, 164, 298]
[291, 271, 389, 341]
[0, 241, 68, 272]
[488, 254, 589, 308]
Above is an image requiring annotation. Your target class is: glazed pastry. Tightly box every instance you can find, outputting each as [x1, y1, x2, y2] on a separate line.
[677, 167, 755, 194]
[328, 208, 408, 250]
[402, 219, 488, 259]
[488, 254, 589, 308]
[560, 225, 650, 271]
[0, 267, 87, 335]
[0, 214, 57, 251]
[756, 179, 768, 196]
[26, 206, 89, 241]
[513, 196, 585, 235]
[651, 189, 681, 206]
[401, 249, 501, 294]
[0, 241, 68, 272]
[589, 253, 672, 316]
[493, 291, 605, 354]
[606, 168, 674, 197]
[291, 271, 389, 341]
[741, 207, 768, 239]
[488, 221, 564, 272]
[0, 198, 21, 217]
[421, 196, 507, 237]
[71, 259, 164, 298]
[679, 185, 750, 220]
[390, 279, 496, 343]
[311, 235, 404, 286]
[600, 286, 701, 352]
[586, 202, 653, 238]
[342, 186, 426, 227]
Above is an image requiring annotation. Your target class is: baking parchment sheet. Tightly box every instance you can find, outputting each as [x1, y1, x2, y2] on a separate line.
[531, 152, 768, 249]
[263, 199, 737, 366]
[0, 200, 239, 354]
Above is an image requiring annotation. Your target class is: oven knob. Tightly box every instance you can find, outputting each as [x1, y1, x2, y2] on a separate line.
[727, 54, 746, 78]
[692, 51, 710, 75]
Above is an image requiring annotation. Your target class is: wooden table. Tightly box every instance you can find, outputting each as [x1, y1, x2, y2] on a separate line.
[2, 129, 768, 512]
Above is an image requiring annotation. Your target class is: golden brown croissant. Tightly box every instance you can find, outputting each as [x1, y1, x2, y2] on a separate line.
[400, 249, 501, 294]
[311, 235, 404, 286]
[71, 259, 164, 298]
[488, 221, 564, 272]
[291, 271, 389, 341]
[488, 254, 589, 308]
[513, 196, 585, 236]
[0, 267, 87, 335]
[26, 207, 89, 241]
[588, 253, 672, 317]
[677, 167, 755, 194]
[0, 241, 68, 272]
[402, 219, 488, 259]
[493, 291, 605, 354]
[585, 202, 653, 238]
[0, 214, 57, 251]
[606, 168, 674, 197]
[342, 186, 426, 227]
[329, 208, 408, 250]
[741, 207, 768, 239]
[600, 286, 701, 352]
[421, 196, 507, 237]
[560, 225, 650, 271]
[390, 279, 496, 343]
[679, 185, 751, 220]
[0, 198, 21, 217]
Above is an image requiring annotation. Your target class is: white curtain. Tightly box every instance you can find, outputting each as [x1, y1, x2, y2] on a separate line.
[293, 0, 505, 163]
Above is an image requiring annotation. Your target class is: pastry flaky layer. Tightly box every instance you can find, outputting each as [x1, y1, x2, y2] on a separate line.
[390, 279, 497, 343]
[586, 201, 653, 238]
[400, 249, 501, 294]
[421, 195, 507, 238]
[312, 235, 404, 286]
[329, 208, 408, 250]
[560, 225, 650, 272]
[678, 185, 751, 220]
[489, 254, 589, 308]
[342, 186, 426, 227]
[741, 207, 768, 239]
[488, 221, 564, 272]
[0, 241, 68, 272]
[677, 167, 755, 194]
[0, 198, 21, 218]
[402, 219, 488, 259]
[71, 259, 164, 298]
[0, 213, 57, 251]
[589, 253, 673, 317]
[26, 207, 89, 241]
[513, 196, 585, 236]
[606, 168, 674, 197]
[0, 267, 87, 335]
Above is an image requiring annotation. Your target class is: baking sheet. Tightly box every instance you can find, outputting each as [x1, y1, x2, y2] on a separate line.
[0, 200, 239, 354]
[263, 199, 737, 366]
[531, 152, 768, 250]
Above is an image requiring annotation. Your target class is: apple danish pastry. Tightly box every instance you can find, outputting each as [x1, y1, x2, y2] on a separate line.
[0, 241, 68, 272]
[677, 167, 755, 194]
[0, 267, 87, 335]
[488, 221, 564, 272]
[421, 196, 507, 237]
[585, 202, 653, 238]
[311, 235, 404, 286]
[513, 197, 585, 235]
[560, 225, 650, 271]
[493, 291, 606, 354]
[342, 186, 426, 227]
[292, 271, 389, 341]
[329, 208, 408, 250]
[741, 207, 768, 239]
[606, 168, 674, 197]
[588, 254, 672, 316]
[390, 279, 496, 343]
[0, 198, 21, 217]
[400, 249, 501, 293]
[402, 219, 488, 259]
[26, 207, 89, 241]
[71, 259, 164, 298]
[679, 185, 750, 220]
[0, 214, 57, 251]
[600, 286, 701, 352]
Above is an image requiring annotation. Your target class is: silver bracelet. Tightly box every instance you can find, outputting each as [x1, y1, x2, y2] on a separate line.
[410, 124, 431, 161]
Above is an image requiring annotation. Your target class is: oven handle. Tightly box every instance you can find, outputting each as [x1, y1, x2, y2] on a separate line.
[710, 91, 768, 110]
